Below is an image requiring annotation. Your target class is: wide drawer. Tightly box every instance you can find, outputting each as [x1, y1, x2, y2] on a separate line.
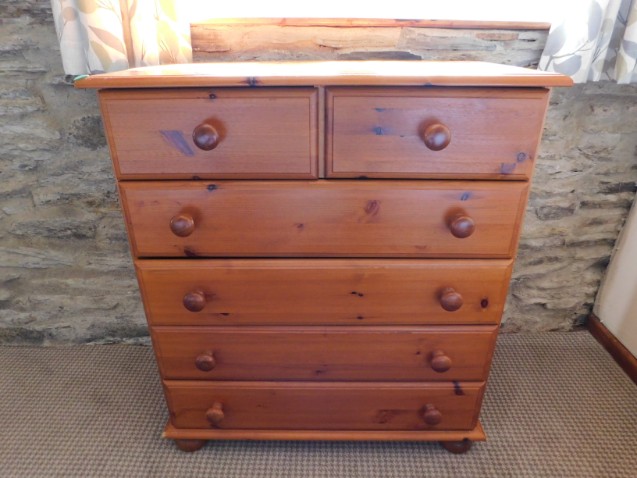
[164, 381, 484, 431]
[120, 180, 528, 258]
[327, 87, 549, 179]
[136, 259, 512, 326]
[152, 325, 497, 381]
[99, 88, 318, 179]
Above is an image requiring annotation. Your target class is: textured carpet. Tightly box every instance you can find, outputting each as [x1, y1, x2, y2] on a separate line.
[0, 332, 635, 478]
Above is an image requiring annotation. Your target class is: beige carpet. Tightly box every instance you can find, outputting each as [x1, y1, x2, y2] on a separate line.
[0, 331, 635, 477]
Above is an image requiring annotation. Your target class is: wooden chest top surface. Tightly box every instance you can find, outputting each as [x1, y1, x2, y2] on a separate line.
[75, 61, 573, 89]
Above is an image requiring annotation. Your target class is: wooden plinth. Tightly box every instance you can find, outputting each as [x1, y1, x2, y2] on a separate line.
[163, 421, 486, 442]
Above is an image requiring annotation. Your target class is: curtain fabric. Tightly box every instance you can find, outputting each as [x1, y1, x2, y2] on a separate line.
[51, 0, 192, 75]
[539, 0, 637, 83]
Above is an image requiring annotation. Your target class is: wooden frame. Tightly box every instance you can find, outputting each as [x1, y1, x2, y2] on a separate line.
[193, 18, 551, 31]
[77, 61, 570, 453]
[163, 422, 487, 442]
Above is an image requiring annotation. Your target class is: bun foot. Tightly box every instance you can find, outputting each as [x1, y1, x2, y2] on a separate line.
[439, 439, 473, 454]
[175, 439, 207, 452]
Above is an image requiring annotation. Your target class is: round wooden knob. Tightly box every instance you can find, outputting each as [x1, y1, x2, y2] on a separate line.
[448, 215, 475, 239]
[422, 404, 442, 426]
[193, 123, 220, 151]
[206, 402, 224, 427]
[170, 213, 195, 237]
[430, 350, 452, 373]
[195, 351, 216, 372]
[183, 290, 206, 312]
[439, 288, 463, 312]
[422, 123, 451, 151]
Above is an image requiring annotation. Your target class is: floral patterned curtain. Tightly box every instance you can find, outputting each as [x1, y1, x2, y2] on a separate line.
[539, 0, 637, 83]
[51, 0, 191, 75]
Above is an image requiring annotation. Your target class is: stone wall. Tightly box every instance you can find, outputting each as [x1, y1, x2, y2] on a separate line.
[508, 84, 637, 331]
[0, 6, 636, 343]
[1, 1, 146, 344]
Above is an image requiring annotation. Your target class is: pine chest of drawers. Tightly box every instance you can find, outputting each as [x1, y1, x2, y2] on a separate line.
[77, 61, 570, 453]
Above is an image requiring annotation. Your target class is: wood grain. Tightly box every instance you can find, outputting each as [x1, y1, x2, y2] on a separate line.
[82, 61, 565, 444]
[163, 381, 485, 431]
[163, 421, 487, 442]
[193, 18, 551, 30]
[119, 180, 529, 258]
[151, 325, 498, 381]
[99, 88, 318, 179]
[75, 61, 574, 89]
[327, 87, 549, 179]
[135, 258, 513, 326]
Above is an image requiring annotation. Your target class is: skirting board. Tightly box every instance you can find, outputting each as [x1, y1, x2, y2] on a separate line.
[588, 313, 637, 385]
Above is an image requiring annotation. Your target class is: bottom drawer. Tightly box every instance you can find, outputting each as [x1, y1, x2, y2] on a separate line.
[164, 381, 485, 431]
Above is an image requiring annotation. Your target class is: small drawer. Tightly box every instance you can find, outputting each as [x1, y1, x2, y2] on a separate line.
[327, 87, 549, 179]
[120, 180, 528, 258]
[164, 381, 485, 431]
[99, 88, 318, 179]
[136, 259, 512, 326]
[152, 325, 497, 381]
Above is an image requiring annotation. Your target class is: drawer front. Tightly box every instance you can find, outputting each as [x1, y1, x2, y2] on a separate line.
[152, 325, 497, 381]
[164, 381, 484, 431]
[327, 87, 549, 179]
[100, 88, 318, 179]
[137, 259, 512, 326]
[120, 180, 528, 258]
